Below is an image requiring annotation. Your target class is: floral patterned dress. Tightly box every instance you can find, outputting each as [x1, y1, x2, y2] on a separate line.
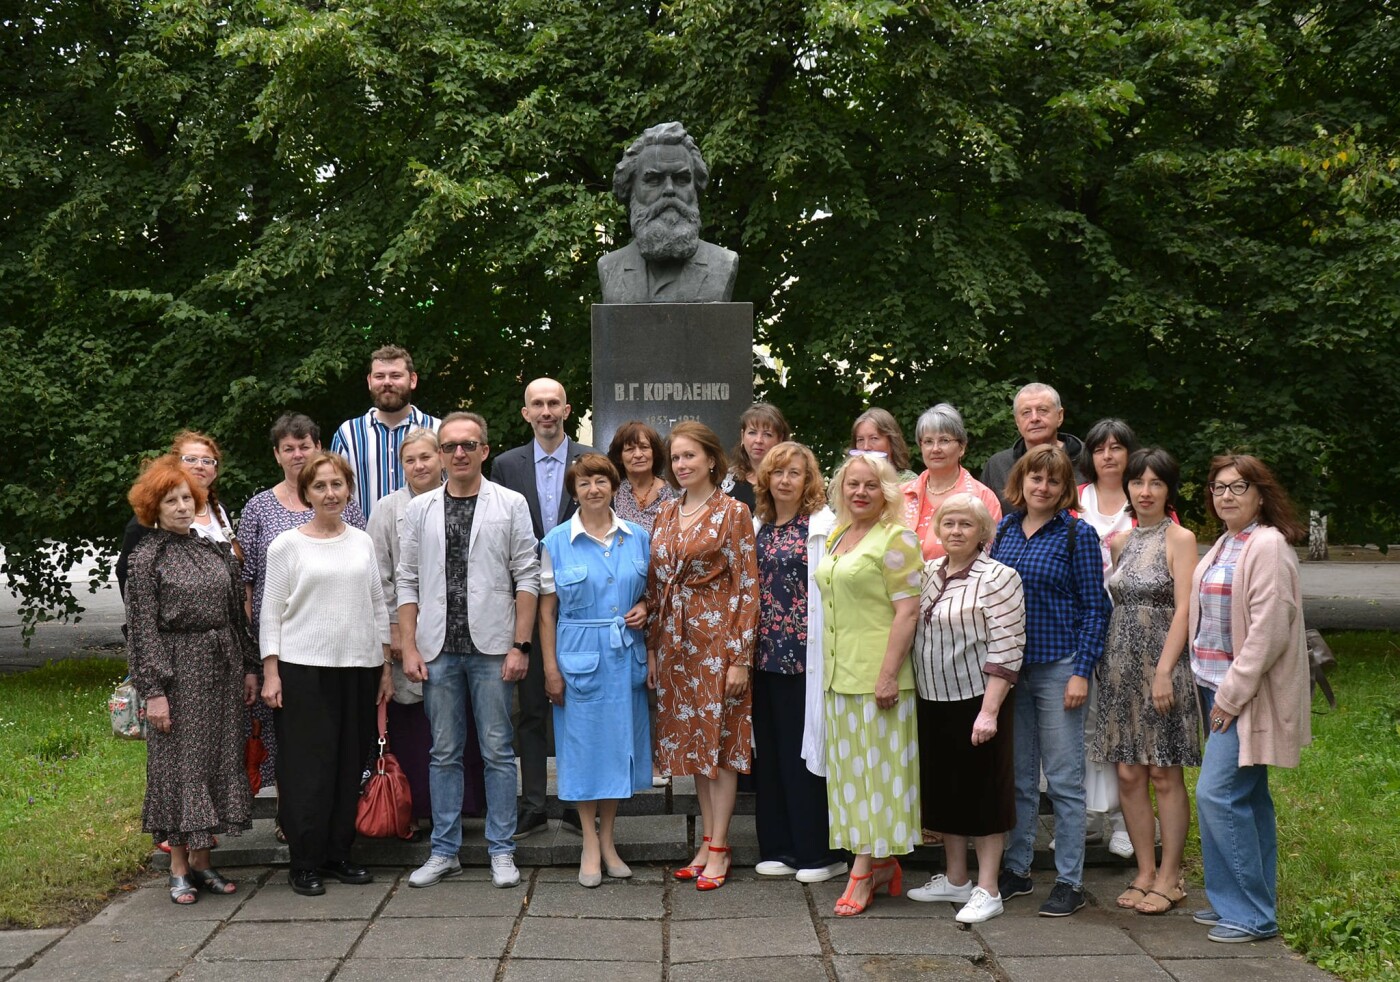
[126, 531, 259, 849]
[646, 492, 760, 778]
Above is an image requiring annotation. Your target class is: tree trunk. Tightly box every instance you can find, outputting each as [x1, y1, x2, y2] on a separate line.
[1308, 510, 1329, 561]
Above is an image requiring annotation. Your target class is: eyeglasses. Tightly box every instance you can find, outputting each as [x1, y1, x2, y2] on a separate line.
[440, 441, 481, 456]
[180, 455, 218, 467]
[919, 437, 960, 449]
[847, 449, 888, 459]
[1207, 480, 1252, 496]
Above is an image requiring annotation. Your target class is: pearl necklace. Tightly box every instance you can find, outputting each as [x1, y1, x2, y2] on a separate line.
[925, 472, 960, 496]
[678, 488, 717, 518]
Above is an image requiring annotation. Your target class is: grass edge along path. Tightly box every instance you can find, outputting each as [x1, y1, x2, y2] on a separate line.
[0, 641, 1396, 981]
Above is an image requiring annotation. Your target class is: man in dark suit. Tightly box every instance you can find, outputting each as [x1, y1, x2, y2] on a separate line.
[487, 377, 596, 838]
[597, 121, 739, 304]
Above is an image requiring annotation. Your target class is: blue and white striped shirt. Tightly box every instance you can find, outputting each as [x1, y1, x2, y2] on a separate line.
[331, 406, 441, 518]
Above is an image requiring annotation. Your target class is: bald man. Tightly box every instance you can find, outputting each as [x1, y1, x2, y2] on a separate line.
[488, 378, 596, 837]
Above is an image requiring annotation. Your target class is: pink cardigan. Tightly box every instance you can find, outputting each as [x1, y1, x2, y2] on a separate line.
[1188, 525, 1311, 768]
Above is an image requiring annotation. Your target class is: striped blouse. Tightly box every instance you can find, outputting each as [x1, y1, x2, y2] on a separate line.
[912, 554, 1026, 702]
[1191, 523, 1257, 690]
[330, 405, 441, 518]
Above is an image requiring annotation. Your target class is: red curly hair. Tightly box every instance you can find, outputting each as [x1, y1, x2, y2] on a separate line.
[128, 454, 206, 527]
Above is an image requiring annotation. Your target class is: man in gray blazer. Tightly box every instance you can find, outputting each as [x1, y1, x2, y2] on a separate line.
[488, 378, 595, 838]
[398, 411, 540, 889]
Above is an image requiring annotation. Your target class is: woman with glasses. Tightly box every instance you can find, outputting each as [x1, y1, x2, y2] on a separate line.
[1187, 456, 1309, 943]
[816, 451, 923, 916]
[901, 404, 1002, 562]
[849, 408, 916, 482]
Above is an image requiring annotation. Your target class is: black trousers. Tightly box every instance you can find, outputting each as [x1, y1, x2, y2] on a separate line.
[752, 669, 843, 868]
[513, 629, 552, 816]
[274, 663, 379, 872]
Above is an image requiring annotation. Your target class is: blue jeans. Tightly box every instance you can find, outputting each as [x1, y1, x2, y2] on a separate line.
[1196, 686, 1278, 937]
[1004, 657, 1087, 888]
[424, 651, 518, 857]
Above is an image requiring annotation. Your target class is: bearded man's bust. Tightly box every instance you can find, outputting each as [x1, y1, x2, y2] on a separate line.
[598, 122, 739, 304]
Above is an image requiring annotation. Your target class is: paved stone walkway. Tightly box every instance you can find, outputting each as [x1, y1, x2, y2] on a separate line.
[0, 864, 1334, 982]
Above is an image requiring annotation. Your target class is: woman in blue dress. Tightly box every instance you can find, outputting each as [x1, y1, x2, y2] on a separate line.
[539, 453, 653, 888]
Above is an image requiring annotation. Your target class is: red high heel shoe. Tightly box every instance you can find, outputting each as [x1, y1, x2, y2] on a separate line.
[834, 871, 873, 916]
[674, 836, 710, 881]
[696, 845, 731, 891]
[873, 858, 903, 898]
[834, 859, 902, 916]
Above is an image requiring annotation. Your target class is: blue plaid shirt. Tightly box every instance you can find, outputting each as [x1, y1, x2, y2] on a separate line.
[989, 510, 1110, 678]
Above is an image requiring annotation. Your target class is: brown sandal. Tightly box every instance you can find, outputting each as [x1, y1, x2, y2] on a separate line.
[1116, 884, 1150, 909]
[1135, 886, 1187, 915]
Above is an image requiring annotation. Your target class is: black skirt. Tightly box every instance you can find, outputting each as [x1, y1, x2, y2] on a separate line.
[917, 691, 1015, 837]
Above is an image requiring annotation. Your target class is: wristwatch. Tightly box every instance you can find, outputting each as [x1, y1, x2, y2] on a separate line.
[513, 640, 533, 654]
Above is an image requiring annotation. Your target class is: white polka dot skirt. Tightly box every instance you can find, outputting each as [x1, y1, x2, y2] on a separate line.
[824, 690, 920, 858]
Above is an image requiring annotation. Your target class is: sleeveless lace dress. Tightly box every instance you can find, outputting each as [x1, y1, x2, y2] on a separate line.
[1091, 521, 1202, 766]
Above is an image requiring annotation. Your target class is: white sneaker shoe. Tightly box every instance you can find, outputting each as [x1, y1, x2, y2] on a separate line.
[490, 853, 521, 888]
[408, 854, 462, 888]
[795, 861, 849, 883]
[755, 861, 798, 877]
[955, 887, 1005, 924]
[907, 873, 975, 903]
[1108, 831, 1134, 858]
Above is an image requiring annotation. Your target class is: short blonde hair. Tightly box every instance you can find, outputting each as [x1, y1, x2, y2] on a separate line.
[830, 453, 904, 527]
[399, 427, 439, 459]
[932, 493, 997, 548]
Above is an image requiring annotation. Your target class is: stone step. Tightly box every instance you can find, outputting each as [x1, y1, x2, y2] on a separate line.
[152, 812, 1141, 871]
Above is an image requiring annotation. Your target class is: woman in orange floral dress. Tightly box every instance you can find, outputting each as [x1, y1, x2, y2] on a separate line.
[647, 421, 760, 892]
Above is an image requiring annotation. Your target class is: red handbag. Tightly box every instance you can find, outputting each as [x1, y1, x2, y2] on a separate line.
[355, 702, 414, 840]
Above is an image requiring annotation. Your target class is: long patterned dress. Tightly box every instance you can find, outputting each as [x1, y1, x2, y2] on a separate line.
[126, 531, 259, 849]
[1092, 520, 1202, 766]
[646, 493, 760, 778]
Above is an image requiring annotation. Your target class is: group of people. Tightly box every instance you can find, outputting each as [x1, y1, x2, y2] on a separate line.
[123, 352, 1311, 946]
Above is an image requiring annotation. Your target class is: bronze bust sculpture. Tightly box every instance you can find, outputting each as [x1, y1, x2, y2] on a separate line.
[598, 122, 739, 304]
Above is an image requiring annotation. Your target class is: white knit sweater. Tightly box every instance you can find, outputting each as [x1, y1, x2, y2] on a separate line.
[259, 526, 391, 669]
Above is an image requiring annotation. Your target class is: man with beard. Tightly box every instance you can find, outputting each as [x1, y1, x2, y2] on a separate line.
[598, 121, 739, 304]
[332, 345, 441, 518]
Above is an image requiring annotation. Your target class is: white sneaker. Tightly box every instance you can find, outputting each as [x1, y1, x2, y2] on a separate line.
[907, 873, 975, 903]
[795, 861, 849, 883]
[755, 861, 798, 877]
[955, 887, 1005, 924]
[490, 853, 521, 888]
[408, 854, 462, 888]
[1108, 831, 1134, 858]
[1048, 837, 1055, 851]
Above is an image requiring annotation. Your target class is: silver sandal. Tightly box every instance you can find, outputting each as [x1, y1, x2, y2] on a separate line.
[169, 873, 199, 905]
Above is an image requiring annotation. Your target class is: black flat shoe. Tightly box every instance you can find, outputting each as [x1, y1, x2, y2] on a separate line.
[289, 870, 326, 896]
[318, 860, 373, 884]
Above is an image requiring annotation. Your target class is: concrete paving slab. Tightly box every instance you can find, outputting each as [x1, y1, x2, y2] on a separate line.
[377, 874, 527, 918]
[357, 915, 516, 960]
[999, 954, 1176, 981]
[174, 960, 339, 982]
[525, 879, 666, 919]
[198, 920, 365, 961]
[831, 954, 996, 981]
[510, 916, 662, 961]
[825, 917, 984, 957]
[695, 815, 760, 865]
[1124, 914, 1298, 959]
[669, 877, 808, 920]
[670, 955, 829, 981]
[501, 959, 661, 981]
[335, 957, 499, 981]
[229, 878, 392, 922]
[1162, 955, 1339, 980]
[37, 917, 218, 969]
[970, 906, 1142, 956]
[669, 915, 819, 963]
[0, 930, 65, 969]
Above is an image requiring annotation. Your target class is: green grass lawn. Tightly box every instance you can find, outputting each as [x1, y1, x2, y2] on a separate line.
[1268, 631, 1400, 981]
[0, 640, 1397, 980]
[0, 658, 150, 928]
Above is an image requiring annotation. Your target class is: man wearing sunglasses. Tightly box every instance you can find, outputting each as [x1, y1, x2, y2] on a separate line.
[397, 411, 540, 889]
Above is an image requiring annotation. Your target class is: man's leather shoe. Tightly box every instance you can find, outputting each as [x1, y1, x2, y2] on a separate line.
[289, 870, 325, 896]
[561, 808, 584, 833]
[318, 860, 373, 884]
[512, 809, 548, 841]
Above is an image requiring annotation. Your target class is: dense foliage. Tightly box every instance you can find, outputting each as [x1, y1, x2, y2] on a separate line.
[3, 0, 1398, 627]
